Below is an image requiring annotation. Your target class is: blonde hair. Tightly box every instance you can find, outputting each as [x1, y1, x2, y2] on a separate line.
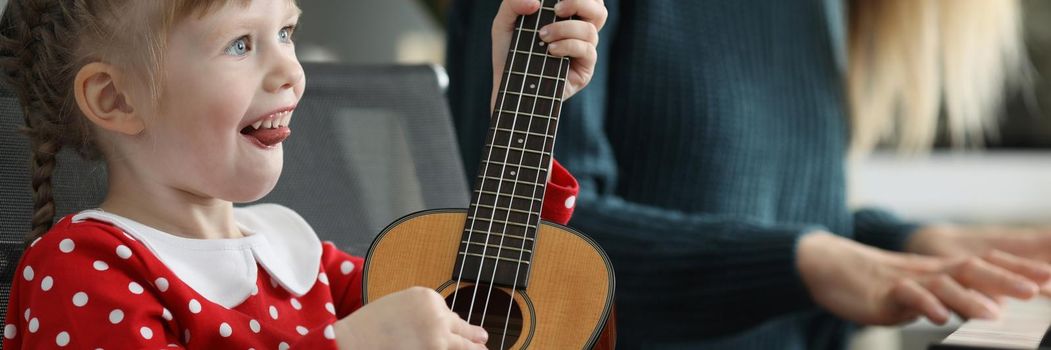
[0, 0, 260, 243]
[847, 0, 1027, 153]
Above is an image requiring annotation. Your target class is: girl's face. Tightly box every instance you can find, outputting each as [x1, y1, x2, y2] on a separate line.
[131, 0, 304, 203]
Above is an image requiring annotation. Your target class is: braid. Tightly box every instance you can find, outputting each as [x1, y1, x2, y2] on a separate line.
[0, 0, 89, 245]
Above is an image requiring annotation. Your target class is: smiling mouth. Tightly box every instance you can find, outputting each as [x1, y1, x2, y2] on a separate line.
[240, 111, 293, 148]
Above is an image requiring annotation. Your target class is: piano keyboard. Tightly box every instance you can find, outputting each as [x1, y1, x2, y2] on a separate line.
[930, 297, 1051, 350]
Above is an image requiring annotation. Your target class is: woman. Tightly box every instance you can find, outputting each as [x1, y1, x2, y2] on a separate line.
[447, 0, 1049, 349]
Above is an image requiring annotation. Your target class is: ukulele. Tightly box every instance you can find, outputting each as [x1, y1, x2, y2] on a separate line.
[361, 1, 616, 348]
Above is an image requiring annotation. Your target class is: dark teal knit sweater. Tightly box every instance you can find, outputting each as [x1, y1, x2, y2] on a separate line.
[447, 0, 919, 348]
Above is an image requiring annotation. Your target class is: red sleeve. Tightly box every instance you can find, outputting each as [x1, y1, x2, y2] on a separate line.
[319, 242, 365, 319]
[3, 220, 185, 349]
[540, 159, 579, 225]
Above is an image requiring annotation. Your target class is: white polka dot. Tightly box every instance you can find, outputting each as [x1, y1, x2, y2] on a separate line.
[72, 292, 89, 307]
[115, 245, 132, 259]
[318, 272, 329, 285]
[23, 308, 30, 321]
[249, 319, 261, 333]
[55, 331, 69, 347]
[324, 325, 335, 339]
[218, 322, 232, 337]
[30, 237, 40, 247]
[93, 261, 109, 271]
[340, 261, 354, 275]
[325, 302, 336, 315]
[154, 278, 169, 292]
[565, 195, 577, 209]
[250, 284, 259, 296]
[188, 299, 202, 314]
[290, 298, 302, 310]
[269, 305, 279, 320]
[109, 309, 124, 324]
[59, 239, 75, 253]
[128, 281, 144, 295]
[161, 308, 172, 321]
[184, 329, 190, 343]
[3, 324, 15, 339]
[40, 276, 53, 291]
[27, 318, 38, 333]
[279, 342, 289, 350]
[140, 326, 153, 340]
[23, 266, 34, 281]
[296, 325, 308, 336]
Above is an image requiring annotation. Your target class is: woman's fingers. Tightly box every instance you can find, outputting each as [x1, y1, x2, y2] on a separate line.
[983, 250, 1051, 285]
[892, 278, 950, 325]
[494, 0, 543, 36]
[925, 275, 1000, 320]
[950, 256, 1040, 299]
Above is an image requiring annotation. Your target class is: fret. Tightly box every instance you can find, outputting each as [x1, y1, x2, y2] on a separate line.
[481, 159, 544, 172]
[493, 108, 558, 121]
[487, 143, 551, 157]
[465, 216, 537, 230]
[459, 252, 532, 265]
[504, 70, 566, 82]
[476, 174, 544, 188]
[493, 111, 557, 135]
[492, 127, 554, 140]
[471, 188, 544, 215]
[510, 49, 561, 60]
[462, 225, 533, 239]
[461, 241, 532, 254]
[473, 203, 538, 217]
[498, 90, 561, 102]
[474, 189, 543, 204]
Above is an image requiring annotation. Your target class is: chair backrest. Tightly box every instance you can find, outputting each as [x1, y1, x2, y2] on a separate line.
[0, 63, 470, 330]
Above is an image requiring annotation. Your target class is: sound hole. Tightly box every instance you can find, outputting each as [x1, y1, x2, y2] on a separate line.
[445, 285, 524, 349]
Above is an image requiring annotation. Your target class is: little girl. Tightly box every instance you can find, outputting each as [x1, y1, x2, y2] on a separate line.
[0, 0, 606, 349]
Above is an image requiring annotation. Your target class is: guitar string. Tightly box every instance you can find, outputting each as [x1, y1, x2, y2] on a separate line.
[451, 10, 528, 315]
[464, 4, 546, 327]
[480, 0, 560, 339]
[499, 2, 569, 347]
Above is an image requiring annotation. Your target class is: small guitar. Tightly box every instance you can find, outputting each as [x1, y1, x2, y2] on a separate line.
[362, 1, 616, 349]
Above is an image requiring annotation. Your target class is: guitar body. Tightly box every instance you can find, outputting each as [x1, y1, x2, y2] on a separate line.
[363, 209, 616, 349]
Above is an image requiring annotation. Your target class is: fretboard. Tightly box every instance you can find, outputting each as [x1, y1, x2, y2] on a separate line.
[454, 0, 570, 289]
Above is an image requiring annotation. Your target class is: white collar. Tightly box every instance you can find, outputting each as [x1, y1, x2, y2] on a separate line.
[71, 203, 322, 309]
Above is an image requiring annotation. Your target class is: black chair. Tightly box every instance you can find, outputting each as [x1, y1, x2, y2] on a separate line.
[0, 63, 470, 332]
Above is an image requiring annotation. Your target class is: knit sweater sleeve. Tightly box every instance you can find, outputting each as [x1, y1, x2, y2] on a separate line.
[446, 0, 825, 341]
[852, 207, 922, 253]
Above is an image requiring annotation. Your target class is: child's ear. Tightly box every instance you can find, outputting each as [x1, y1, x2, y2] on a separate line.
[74, 62, 144, 135]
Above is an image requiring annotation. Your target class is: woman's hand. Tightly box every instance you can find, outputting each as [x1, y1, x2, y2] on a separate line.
[333, 287, 488, 350]
[797, 232, 1049, 326]
[491, 0, 608, 109]
[908, 225, 1051, 293]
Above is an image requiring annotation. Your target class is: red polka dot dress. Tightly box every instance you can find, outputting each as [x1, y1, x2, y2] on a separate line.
[3, 161, 578, 349]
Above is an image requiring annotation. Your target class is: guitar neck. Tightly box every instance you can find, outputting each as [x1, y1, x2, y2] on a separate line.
[455, 0, 571, 289]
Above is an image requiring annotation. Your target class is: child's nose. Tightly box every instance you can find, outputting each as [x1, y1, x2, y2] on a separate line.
[264, 50, 304, 93]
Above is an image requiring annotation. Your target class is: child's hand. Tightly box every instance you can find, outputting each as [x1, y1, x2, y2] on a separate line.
[491, 0, 608, 108]
[334, 287, 488, 349]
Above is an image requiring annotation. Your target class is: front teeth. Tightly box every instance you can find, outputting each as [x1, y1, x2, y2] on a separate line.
[249, 111, 293, 130]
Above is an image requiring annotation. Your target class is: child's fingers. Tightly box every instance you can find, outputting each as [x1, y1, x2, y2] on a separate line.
[494, 0, 543, 36]
[553, 0, 608, 30]
[540, 20, 599, 47]
[548, 39, 597, 65]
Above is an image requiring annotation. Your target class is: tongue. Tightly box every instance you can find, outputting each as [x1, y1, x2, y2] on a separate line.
[244, 126, 291, 147]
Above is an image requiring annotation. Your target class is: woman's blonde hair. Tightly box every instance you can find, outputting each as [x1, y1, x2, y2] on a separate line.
[0, 0, 263, 243]
[848, 0, 1027, 153]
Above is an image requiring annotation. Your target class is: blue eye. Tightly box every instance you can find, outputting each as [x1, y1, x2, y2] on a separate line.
[279, 26, 295, 44]
[225, 37, 250, 56]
